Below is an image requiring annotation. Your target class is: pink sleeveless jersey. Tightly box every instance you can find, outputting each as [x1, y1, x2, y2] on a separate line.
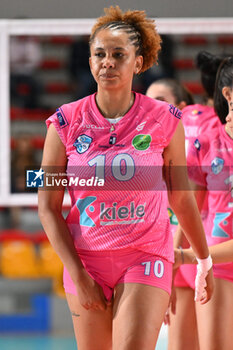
[168, 104, 220, 232]
[46, 93, 181, 262]
[187, 124, 233, 277]
[182, 104, 220, 153]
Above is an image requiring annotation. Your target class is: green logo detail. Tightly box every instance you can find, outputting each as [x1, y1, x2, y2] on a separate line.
[132, 134, 152, 150]
[167, 208, 178, 226]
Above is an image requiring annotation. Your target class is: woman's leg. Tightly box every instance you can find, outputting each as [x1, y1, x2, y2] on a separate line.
[112, 283, 170, 350]
[196, 278, 233, 350]
[168, 287, 199, 350]
[66, 293, 112, 350]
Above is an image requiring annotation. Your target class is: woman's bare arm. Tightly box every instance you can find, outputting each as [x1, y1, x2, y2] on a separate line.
[163, 121, 214, 303]
[38, 124, 108, 310]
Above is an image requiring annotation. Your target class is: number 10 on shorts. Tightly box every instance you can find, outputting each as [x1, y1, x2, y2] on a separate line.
[142, 260, 164, 278]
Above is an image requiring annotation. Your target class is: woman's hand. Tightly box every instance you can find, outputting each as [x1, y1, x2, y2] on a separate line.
[164, 286, 177, 325]
[195, 263, 214, 304]
[75, 269, 111, 311]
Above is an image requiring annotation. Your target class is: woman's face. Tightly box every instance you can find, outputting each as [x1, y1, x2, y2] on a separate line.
[146, 83, 177, 105]
[89, 28, 143, 91]
[223, 86, 233, 129]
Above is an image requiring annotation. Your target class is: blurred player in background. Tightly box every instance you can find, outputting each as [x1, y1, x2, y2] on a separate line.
[172, 56, 233, 350]
[168, 52, 224, 350]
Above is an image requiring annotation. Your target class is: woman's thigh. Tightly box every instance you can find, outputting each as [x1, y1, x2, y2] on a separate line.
[66, 293, 112, 350]
[196, 278, 233, 350]
[168, 287, 199, 350]
[112, 283, 170, 350]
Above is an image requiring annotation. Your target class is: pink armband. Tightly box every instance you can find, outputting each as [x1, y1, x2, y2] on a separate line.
[196, 255, 213, 273]
[194, 255, 212, 302]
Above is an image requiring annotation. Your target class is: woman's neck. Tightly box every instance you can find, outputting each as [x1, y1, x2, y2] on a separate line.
[95, 90, 135, 119]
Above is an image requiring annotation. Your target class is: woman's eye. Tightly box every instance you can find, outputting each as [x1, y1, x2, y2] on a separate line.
[114, 53, 123, 58]
[95, 52, 104, 57]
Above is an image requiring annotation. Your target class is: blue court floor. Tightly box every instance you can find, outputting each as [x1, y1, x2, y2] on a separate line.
[0, 332, 167, 349]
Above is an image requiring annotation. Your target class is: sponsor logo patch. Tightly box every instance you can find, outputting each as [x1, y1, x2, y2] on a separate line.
[132, 134, 152, 151]
[76, 197, 146, 227]
[192, 109, 203, 116]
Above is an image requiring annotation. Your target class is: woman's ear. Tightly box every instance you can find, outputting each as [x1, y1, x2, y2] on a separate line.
[134, 55, 143, 74]
[222, 86, 232, 103]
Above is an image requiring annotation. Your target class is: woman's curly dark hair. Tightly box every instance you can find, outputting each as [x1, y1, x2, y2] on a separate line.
[89, 6, 161, 73]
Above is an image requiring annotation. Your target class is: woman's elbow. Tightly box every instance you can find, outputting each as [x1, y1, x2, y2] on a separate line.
[168, 191, 195, 214]
[38, 191, 61, 220]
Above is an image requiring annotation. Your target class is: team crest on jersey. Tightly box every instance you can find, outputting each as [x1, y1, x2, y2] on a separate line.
[132, 134, 152, 151]
[194, 138, 201, 151]
[73, 134, 92, 154]
[211, 157, 224, 175]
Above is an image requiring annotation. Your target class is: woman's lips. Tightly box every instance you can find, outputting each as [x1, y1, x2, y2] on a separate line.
[100, 73, 117, 79]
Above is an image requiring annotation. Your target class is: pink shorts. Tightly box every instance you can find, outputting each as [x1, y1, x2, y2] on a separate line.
[213, 263, 233, 283]
[63, 248, 173, 300]
[174, 264, 196, 290]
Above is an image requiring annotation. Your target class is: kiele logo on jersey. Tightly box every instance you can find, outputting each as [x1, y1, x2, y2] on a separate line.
[132, 134, 151, 150]
[212, 212, 231, 238]
[76, 196, 146, 227]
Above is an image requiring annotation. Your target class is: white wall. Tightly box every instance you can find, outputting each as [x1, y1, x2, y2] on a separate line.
[1, 0, 233, 19]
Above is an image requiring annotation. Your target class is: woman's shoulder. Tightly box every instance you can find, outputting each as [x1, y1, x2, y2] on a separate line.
[139, 93, 181, 119]
[58, 94, 93, 118]
[46, 94, 94, 145]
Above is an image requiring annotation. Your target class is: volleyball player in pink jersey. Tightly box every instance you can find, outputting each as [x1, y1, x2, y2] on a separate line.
[174, 57, 233, 350]
[38, 7, 214, 350]
[145, 78, 198, 324]
[167, 52, 225, 350]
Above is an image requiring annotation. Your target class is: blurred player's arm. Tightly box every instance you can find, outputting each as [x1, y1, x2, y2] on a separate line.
[175, 240, 233, 268]
[38, 124, 85, 282]
[173, 180, 207, 250]
[163, 121, 209, 259]
[163, 121, 214, 303]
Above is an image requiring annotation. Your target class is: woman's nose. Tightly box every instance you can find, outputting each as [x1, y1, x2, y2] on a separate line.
[102, 55, 115, 68]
